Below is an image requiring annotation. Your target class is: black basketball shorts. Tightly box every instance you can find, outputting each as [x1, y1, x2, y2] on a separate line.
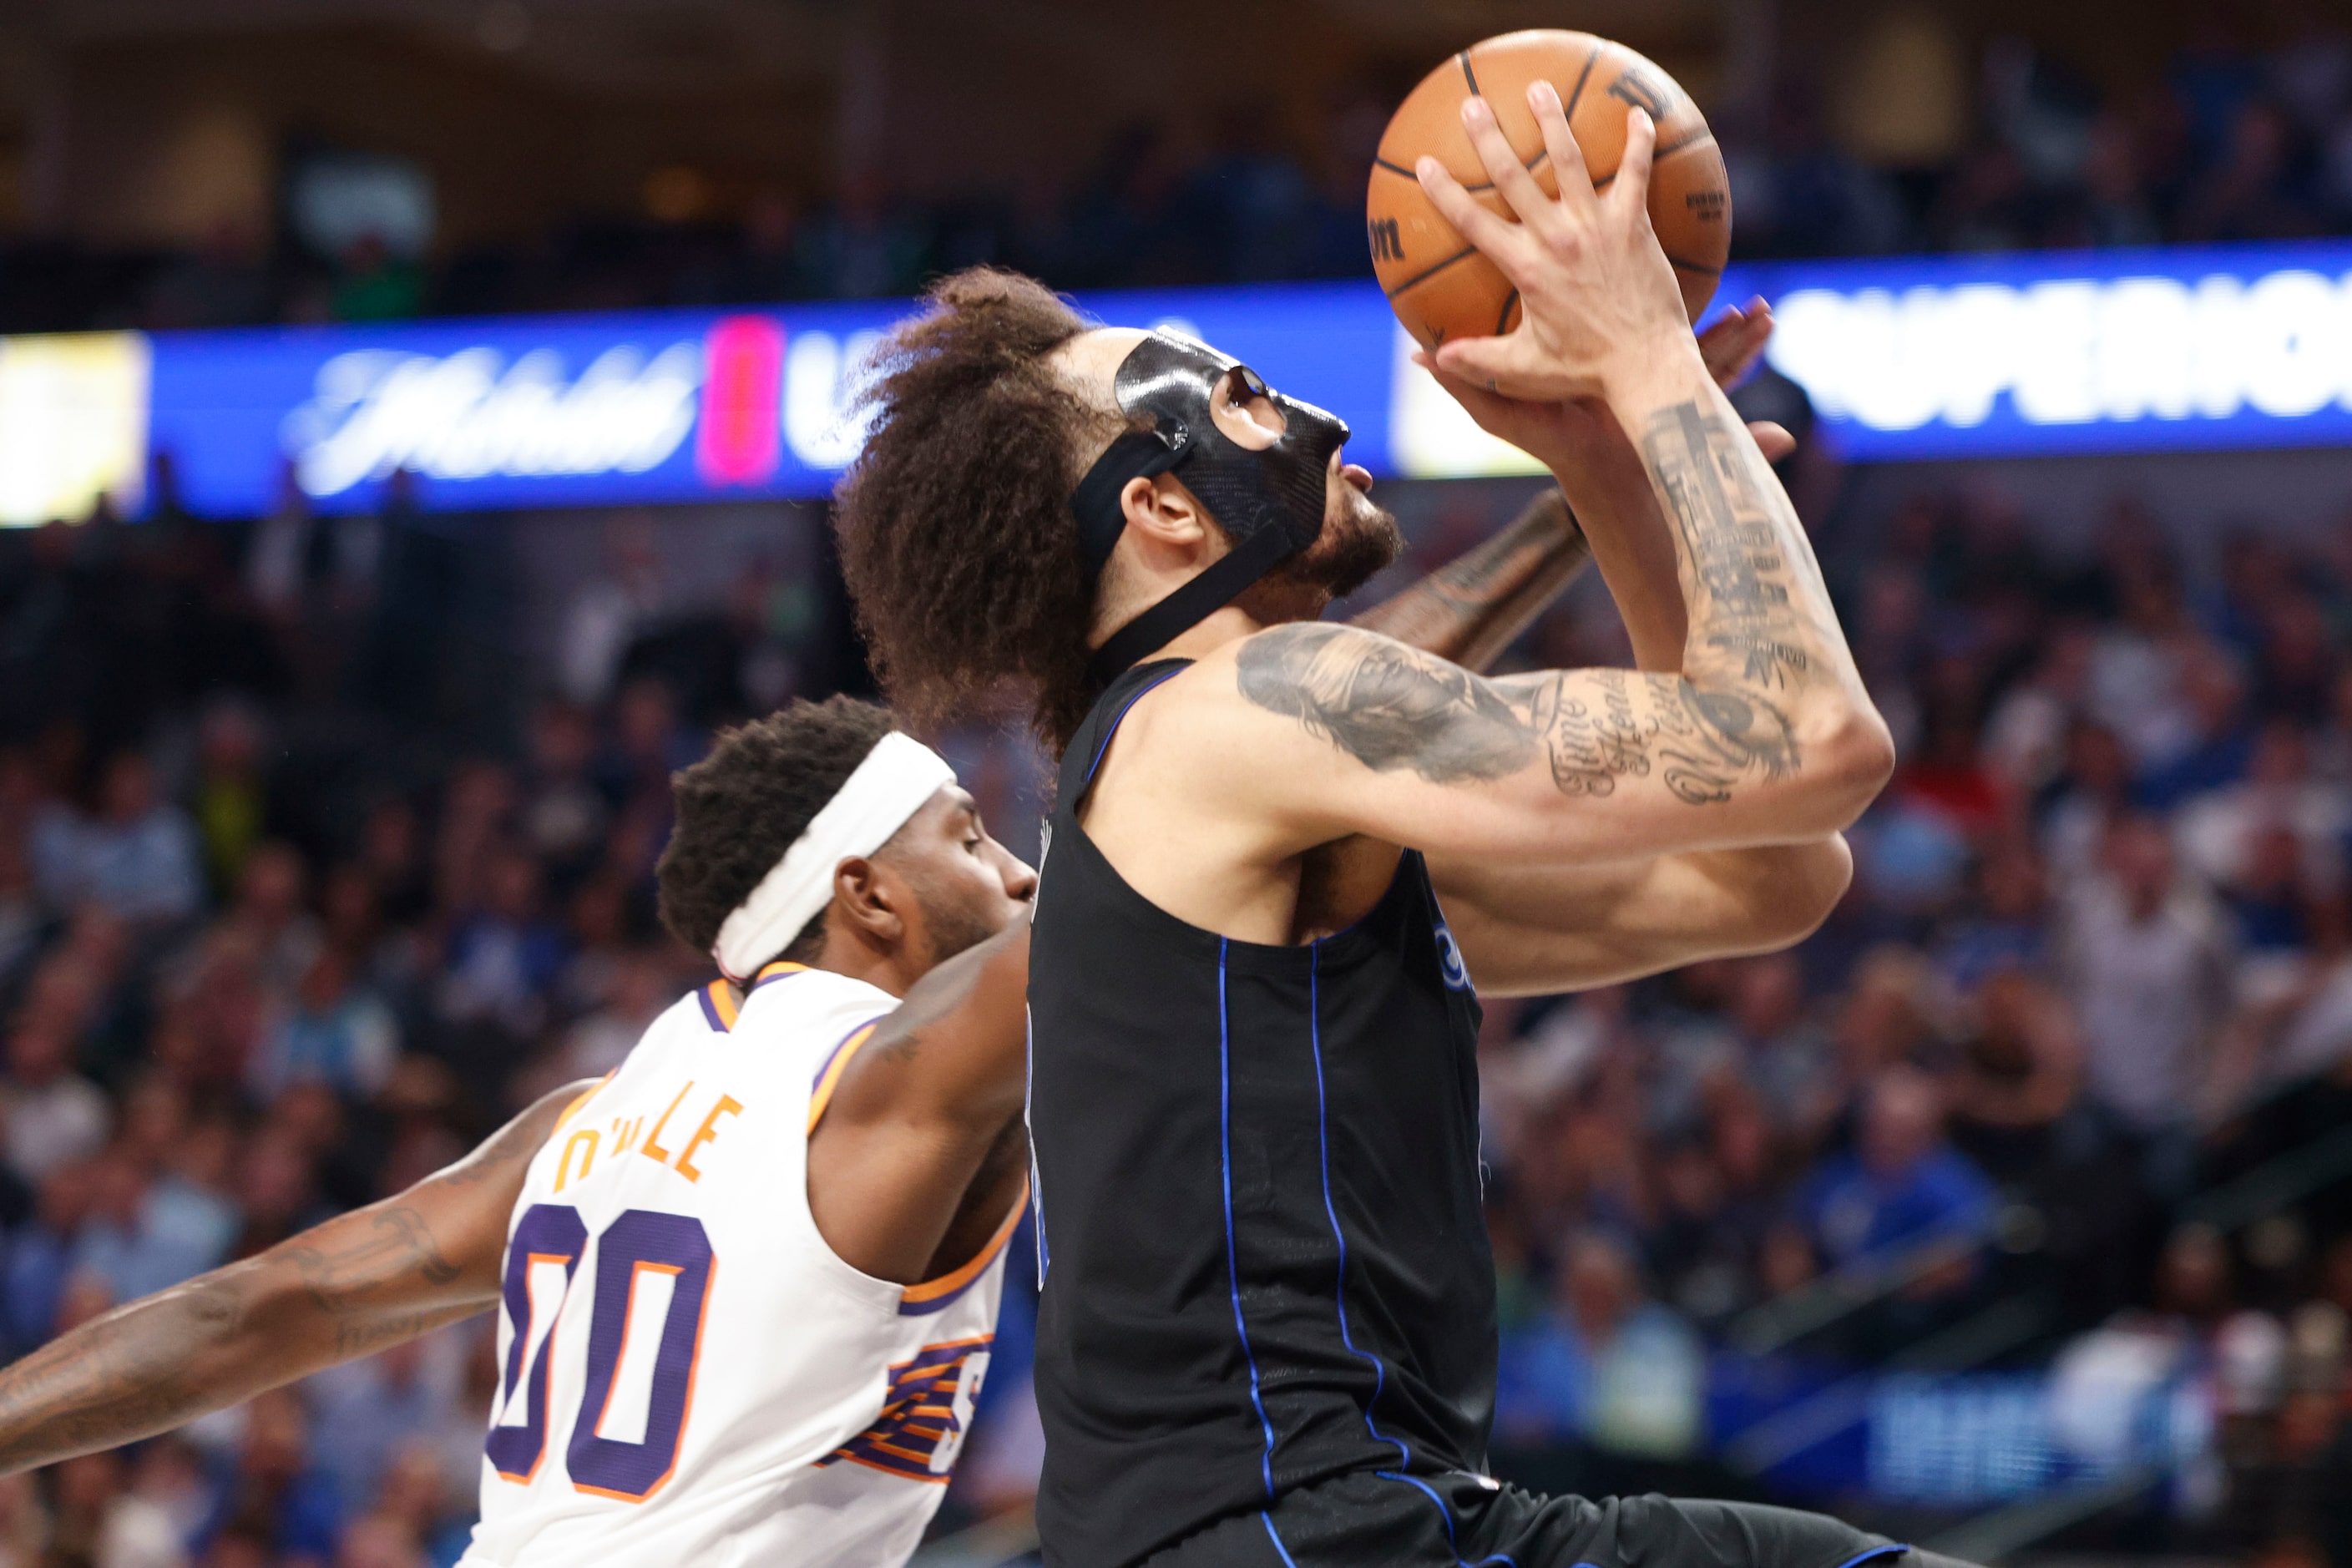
[1138, 1469, 1912, 1568]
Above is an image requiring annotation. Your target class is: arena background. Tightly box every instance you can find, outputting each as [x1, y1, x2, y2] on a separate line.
[3, 0, 2352, 1563]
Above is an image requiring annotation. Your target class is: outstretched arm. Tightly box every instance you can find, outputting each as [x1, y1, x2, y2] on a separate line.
[0, 1079, 591, 1476]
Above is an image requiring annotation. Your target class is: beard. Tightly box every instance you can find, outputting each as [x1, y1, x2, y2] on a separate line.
[1249, 484, 1404, 609]
[909, 880, 1010, 969]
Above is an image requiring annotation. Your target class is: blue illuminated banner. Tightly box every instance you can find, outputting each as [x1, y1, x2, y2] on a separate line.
[133, 285, 1395, 518]
[12, 237, 2352, 524]
[1733, 240, 2352, 461]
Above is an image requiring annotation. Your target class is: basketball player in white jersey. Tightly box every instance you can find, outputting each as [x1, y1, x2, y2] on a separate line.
[0, 696, 1044, 1565]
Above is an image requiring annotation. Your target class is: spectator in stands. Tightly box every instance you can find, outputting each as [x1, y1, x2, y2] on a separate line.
[1, 1019, 109, 1186]
[433, 848, 566, 1042]
[1495, 1232, 1707, 1465]
[28, 753, 203, 928]
[2177, 721, 2349, 900]
[2138, 650, 2260, 810]
[2060, 815, 2236, 1157]
[1797, 1065, 1996, 1301]
[247, 948, 400, 1105]
[190, 699, 268, 900]
[65, 1147, 230, 1307]
[200, 1389, 342, 1561]
[1936, 842, 2053, 992]
[2041, 721, 2136, 881]
[215, 843, 322, 1003]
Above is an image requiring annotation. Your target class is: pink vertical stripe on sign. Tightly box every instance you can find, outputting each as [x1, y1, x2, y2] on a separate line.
[695, 316, 783, 484]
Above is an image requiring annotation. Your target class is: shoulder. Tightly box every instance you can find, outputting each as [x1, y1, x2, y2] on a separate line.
[734, 965, 897, 1038]
[1227, 621, 1415, 704]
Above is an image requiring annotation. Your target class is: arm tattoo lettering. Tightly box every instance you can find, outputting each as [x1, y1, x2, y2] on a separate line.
[288, 1206, 463, 1316]
[1640, 401, 1823, 692]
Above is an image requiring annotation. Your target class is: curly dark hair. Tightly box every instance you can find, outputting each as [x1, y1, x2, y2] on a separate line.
[655, 696, 898, 966]
[835, 267, 1134, 756]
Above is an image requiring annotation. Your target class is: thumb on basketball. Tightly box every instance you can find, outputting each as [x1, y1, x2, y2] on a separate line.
[1429, 328, 1587, 402]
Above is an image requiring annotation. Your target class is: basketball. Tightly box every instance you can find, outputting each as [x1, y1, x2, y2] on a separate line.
[1368, 30, 1732, 351]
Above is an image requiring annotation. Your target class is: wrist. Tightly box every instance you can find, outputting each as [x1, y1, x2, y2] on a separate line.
[1594, 331, 1712, 410]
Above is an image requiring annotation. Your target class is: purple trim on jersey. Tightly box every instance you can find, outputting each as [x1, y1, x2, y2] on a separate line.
[817, 1335, 994, 1482]
[811, 1014, 889, 1092]
[696, 985, 729, 1033]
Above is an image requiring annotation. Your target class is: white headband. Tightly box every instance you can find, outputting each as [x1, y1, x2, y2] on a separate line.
[711, 731, 958, 983]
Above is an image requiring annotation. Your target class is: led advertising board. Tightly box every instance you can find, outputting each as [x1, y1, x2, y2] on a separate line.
[10, 240, 2352, 523]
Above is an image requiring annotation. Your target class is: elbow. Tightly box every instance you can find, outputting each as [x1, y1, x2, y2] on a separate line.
[1724, 837, 1853, 956]
[1767, 836, 1854, 947]
[1789, 705, 1894, 833]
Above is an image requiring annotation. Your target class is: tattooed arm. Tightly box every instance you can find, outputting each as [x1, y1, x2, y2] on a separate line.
[806, 920, 1032, 1288]
[1181, 77, 1887, 865]
[1351, 306, 1784, 675]
[0, 1079, 591, 1475]
[1431, 837, 1853, 995]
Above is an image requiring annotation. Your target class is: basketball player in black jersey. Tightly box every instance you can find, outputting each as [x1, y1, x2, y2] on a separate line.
[837, 87, 1962, 1568]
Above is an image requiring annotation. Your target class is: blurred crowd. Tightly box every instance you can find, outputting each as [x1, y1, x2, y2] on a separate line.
[11, 23, 2352, 336]
[1454, 481, 2352, 1561]
[13, 443, 2352, 1565]
[0, 473, 854, 1567]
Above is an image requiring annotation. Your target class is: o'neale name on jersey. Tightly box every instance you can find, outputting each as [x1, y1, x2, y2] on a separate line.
[554, 1081, 745, 1193]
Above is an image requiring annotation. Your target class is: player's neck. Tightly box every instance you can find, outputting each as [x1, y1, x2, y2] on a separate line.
[805, 928, 919, 999]
[1133, 584, 1334, 665]
[1150, 604, 1270, 662]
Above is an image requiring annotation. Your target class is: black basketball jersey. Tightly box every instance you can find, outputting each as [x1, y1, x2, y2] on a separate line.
[1026, 659, 1500, 1568]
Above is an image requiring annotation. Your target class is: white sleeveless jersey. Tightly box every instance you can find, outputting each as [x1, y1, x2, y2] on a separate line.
[458, 960, 1019, 1568]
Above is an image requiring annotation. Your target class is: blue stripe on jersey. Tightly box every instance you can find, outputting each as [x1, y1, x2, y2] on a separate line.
[1308, 942, 1412, 1469]
[1217, 938, 1277, 1500]
[1830, 1548, 1911, 1568]
[1085, 665, 1186, 783]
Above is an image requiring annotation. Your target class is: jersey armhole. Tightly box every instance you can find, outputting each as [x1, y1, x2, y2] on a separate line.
[1072, 661, 1190, 821]
[898, 1181, 1029, 1316]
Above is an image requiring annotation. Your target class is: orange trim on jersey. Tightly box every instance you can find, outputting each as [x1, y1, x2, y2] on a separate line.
[495, 1249, 579, 1485]
[899, 1180, 1029, 1308]
[570, 1252, 719, 1505]
[805, 1022, 878, 1133]
[551, 1070, 617, 1138]
[701, 979, 739, 1033]
[588, 1260, 684, 1443]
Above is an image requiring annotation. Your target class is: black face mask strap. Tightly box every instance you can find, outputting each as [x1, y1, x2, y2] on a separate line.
[1070, 427, 1188, 579]
[1087, 525, 1297, 686]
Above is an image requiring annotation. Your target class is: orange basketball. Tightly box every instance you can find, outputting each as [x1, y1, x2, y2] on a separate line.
[1368, 30, 1732, 351]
